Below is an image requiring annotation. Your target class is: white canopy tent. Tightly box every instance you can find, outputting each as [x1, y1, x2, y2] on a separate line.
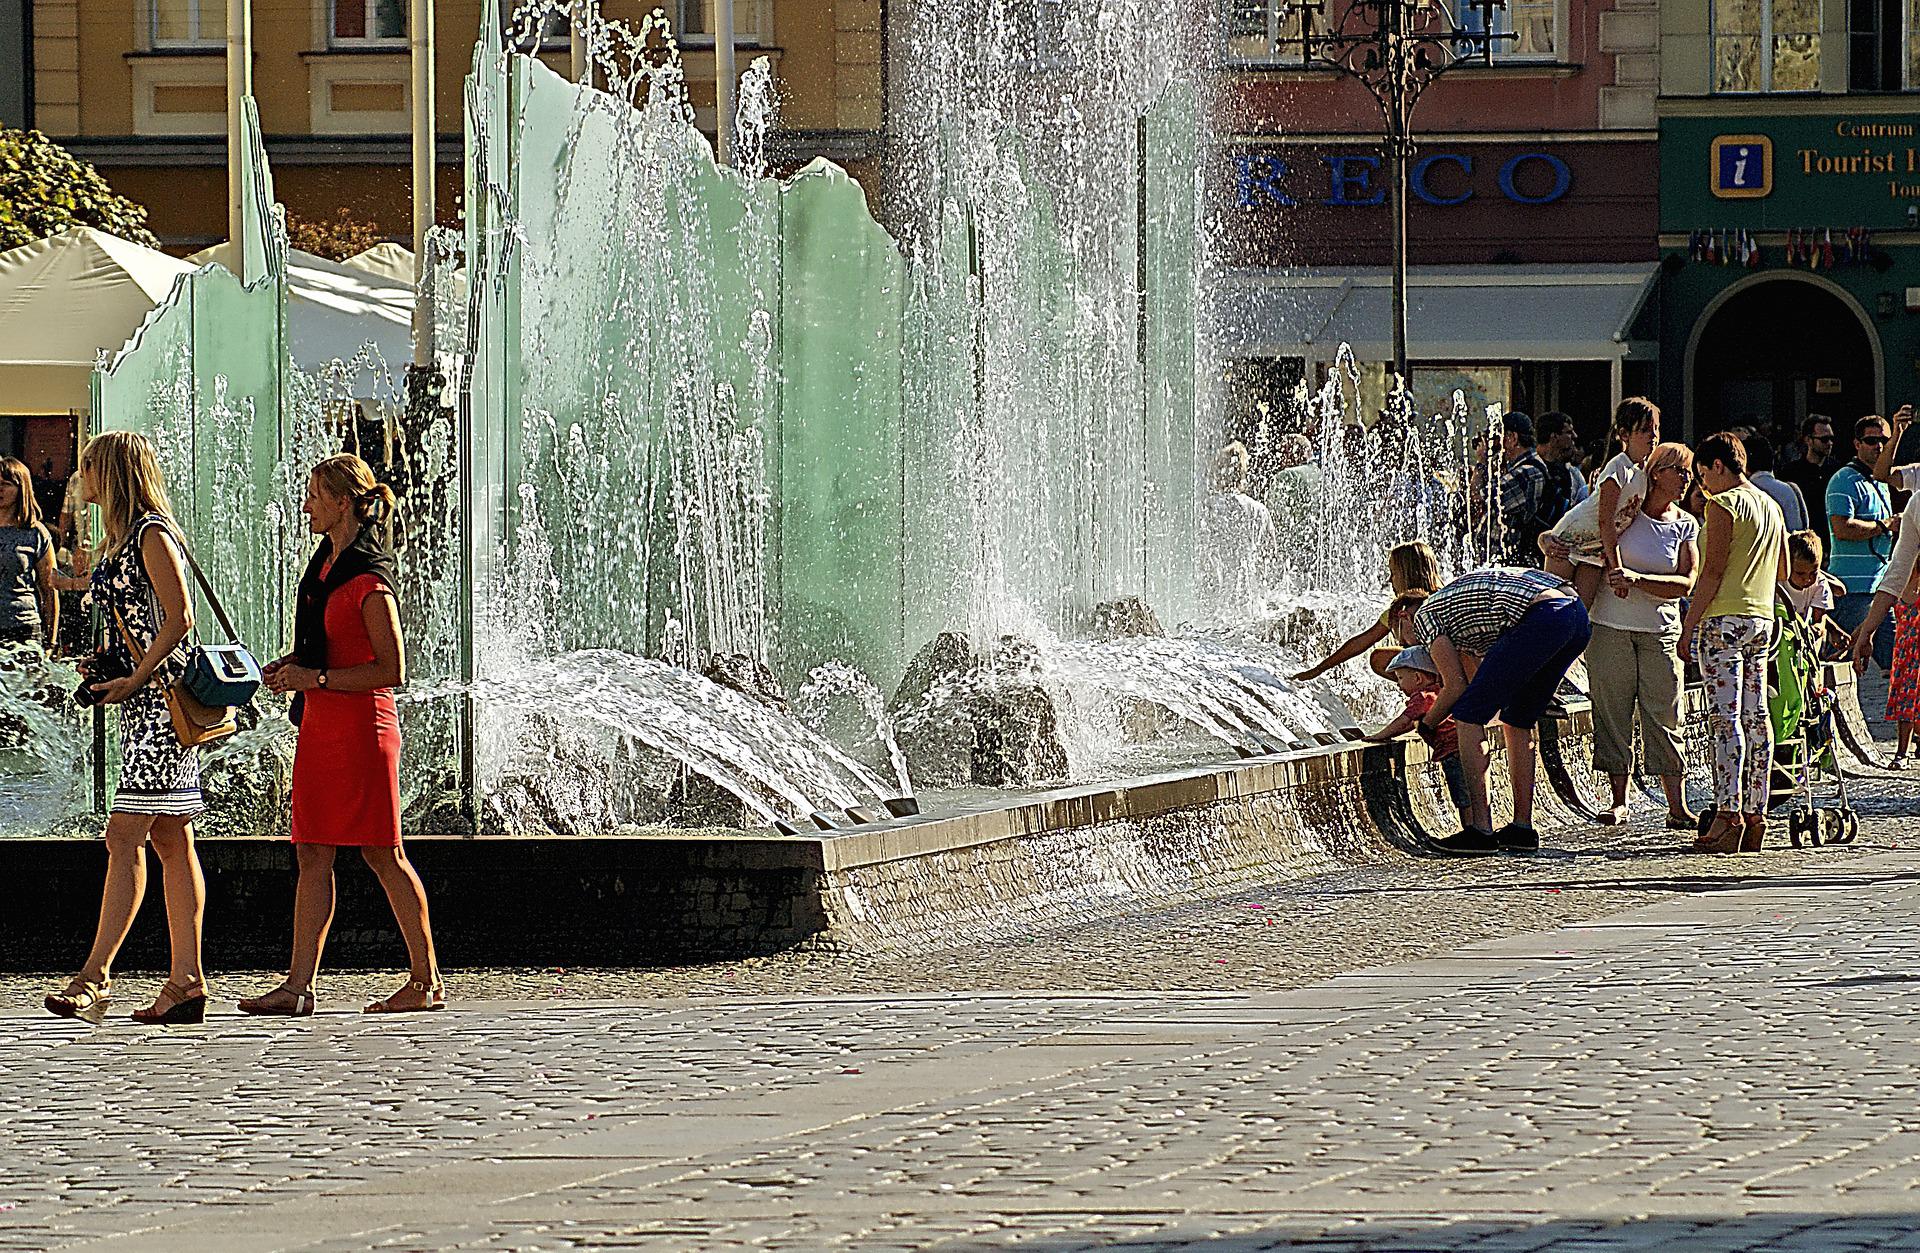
[0, 227, 419, 418]
[341, 242, 418, 286]
[0, 227, 194, 415]
[188, 241, 415, 394]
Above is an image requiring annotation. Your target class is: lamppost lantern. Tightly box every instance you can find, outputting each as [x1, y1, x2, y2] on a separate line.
[1268, 0, 1513, 385]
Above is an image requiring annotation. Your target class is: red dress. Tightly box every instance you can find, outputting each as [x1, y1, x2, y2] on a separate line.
[1888, 601, 1920, 724]
[290, 571, 401, 846]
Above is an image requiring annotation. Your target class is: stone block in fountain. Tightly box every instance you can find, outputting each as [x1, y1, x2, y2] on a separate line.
[890, 632, 1069, 789]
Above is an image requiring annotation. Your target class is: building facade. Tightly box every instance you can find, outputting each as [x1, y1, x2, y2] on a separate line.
[28, 0, 884, 250]
[1213, 0, 1662, 439]
[1655, 0, 1920, 444]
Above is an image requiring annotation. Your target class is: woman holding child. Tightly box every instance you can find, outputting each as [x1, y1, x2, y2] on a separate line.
[1580, 442, 1700, 830]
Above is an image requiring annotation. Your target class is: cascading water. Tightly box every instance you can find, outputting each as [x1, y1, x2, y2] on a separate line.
[0, 2, 1497, 839]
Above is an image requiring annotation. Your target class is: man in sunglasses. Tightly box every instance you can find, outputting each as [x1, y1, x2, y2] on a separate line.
[1829, 412, 1902, 671]
[1779, 414, 1839, 553]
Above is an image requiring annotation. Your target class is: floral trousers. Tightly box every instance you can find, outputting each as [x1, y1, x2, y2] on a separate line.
[1698, 615, 1773, 814]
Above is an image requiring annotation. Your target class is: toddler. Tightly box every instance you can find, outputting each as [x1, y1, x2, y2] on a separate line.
[1366, 645, 1469, 826]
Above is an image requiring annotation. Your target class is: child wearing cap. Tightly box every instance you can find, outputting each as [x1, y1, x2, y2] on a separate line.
[1365, 645, 1470, 826]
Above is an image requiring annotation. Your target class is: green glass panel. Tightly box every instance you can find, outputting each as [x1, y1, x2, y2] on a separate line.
[775, 160, 908, 683]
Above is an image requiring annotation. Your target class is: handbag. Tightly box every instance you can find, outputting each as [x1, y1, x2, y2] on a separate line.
[171, 536, 264, 709]
[112, 608, 237, 749]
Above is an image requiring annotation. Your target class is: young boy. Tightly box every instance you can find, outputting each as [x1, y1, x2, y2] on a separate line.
[1366, 645, 1470, 827]
[1784, 530, 1851, 659]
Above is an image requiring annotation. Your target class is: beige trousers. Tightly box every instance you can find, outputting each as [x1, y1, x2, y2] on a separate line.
[1587, 620, 1686, 778]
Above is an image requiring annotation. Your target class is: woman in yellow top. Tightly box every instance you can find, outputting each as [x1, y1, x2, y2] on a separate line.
[1680, 432, 1789, 855]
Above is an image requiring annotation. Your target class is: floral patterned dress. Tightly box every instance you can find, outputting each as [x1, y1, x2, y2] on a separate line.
[1888, 601, 1920, 725]
[90, 513, 201, 817]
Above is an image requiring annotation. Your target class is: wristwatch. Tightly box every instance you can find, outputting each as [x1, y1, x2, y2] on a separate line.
[316, 670, 329, 689]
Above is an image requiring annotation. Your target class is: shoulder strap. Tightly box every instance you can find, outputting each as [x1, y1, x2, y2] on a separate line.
[175, 537, 242, 646]
[138, 518, 241, 646]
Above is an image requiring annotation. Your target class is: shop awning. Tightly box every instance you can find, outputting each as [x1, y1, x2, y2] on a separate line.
[1215, 263, 1660, 363]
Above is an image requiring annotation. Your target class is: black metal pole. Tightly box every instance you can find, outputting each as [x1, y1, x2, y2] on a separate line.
[1388, 137, 1409, 387]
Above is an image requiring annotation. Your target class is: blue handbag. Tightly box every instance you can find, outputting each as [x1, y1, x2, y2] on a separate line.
[170, 538, 264, 709]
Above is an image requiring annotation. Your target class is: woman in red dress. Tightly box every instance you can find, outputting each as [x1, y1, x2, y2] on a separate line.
[239, 453, 442, 1016]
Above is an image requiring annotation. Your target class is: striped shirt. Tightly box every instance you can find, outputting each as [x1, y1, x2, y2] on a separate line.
[1413, 566, 1571, 655]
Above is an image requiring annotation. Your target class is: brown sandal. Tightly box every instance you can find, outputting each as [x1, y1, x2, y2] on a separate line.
[1740, 816, 1766, 853]
[1691, 815, 1742, 855]
[363, 980, 446, 1014]
[44, 974, 111, 1019]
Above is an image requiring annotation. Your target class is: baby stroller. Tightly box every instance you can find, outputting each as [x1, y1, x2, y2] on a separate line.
[1694, 605, 1858, 846]
[1770, 605, 1859, 847]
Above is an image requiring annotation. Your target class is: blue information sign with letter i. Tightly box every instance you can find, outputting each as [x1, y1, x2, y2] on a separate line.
[1710, 135, 1772, 199]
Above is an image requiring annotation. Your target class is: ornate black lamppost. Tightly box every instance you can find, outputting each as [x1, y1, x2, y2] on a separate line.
[1265, 0, 1512, 385]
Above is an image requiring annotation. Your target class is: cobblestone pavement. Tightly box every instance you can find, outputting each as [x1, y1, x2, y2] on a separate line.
[1, 781, 1915, 1249]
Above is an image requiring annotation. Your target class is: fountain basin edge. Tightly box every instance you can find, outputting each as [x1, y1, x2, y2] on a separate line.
[0, 668, 1877, 972]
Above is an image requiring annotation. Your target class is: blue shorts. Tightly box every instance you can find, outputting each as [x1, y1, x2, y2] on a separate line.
[1450, 596, 1592, 731]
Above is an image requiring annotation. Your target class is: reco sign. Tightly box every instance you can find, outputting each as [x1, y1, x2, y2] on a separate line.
[1234, 152, 1574, 208]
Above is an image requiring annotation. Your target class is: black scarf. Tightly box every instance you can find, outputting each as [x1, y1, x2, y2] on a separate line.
[289, 527, 398, 725]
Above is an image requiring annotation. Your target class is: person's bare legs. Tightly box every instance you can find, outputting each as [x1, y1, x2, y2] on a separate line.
[289, 844, 338, 993]
[1570, 562, 1604, 609]
[362, 846, 439, 1000]
[145, 817, 206, 1006]
[1505, 724, 1538, 829]
[78, 813, 155, 984]
[1455, 722, 1494, 831]
[1608, 773, 1629, 808]
[1659, 773, 1693, 821]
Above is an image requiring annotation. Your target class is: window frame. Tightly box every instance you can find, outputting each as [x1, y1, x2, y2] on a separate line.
[1712, 0, 1822, 94]
[1846, 0, 1920, 90]
[673, 0, 774, 48]
[1217, 0, 1566, 67]
[150, 0, 223, 49]
[328, 0, 409, 49]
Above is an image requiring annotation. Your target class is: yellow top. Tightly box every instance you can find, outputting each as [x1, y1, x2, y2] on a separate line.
[1703, 482, 1785, 621]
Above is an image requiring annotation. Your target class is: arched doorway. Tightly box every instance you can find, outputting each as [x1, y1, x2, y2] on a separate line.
[1687, 276, 1880, 442]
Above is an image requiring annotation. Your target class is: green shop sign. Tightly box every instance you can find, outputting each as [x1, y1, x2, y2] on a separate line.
[1662, 114, 1920, 230]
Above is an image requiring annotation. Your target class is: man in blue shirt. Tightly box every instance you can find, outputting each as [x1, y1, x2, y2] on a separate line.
[1828, 413, 1899, 671]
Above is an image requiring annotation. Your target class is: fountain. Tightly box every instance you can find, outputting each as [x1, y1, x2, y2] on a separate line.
[3, 0, 1618, 969]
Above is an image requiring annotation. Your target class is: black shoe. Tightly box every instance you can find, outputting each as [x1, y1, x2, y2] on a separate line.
[1494, 822, 1541, 853]
[1431, 826, 1502, 856]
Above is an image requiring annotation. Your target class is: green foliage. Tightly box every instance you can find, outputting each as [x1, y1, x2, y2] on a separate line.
[0, 129, 161, 251]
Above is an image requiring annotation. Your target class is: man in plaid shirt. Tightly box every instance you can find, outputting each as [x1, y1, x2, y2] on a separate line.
[1468, 412, 1551, 567]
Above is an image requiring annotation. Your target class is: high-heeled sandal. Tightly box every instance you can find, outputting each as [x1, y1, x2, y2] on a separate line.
[44, 974, 111, 1018]
[237, 986, 315, 1017]
[363, 979, 446, 1014]
[1740, 816, 1766, 853]
[131, 979, 209, 1026]
[1691, 816, 1742, 855]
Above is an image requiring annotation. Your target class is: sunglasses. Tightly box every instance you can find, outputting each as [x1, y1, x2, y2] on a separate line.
[1861, 436, 1890, 446]
[1653, 463, 1693, 478]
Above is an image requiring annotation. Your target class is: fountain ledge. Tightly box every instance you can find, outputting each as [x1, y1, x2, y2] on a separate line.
[1, 668, 1880, 971]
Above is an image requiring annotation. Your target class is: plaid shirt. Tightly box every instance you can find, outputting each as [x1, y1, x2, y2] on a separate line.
[1414, 566, 1571, 656]
[1499, 452, 1549, 560]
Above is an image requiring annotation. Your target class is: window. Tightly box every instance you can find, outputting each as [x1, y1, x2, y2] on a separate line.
[674, 0, 772, 46]
[1221, 0, 1314, 62]
[331, 0, 407, 46]
[1012, 0, 1075, 70]
[152, 0, 224, 47]
[1220, 0, 1556, 64]
[1714, 0, 1821, 92]
[1849, 0, 1920, 89]
[502, 6, 573, 53]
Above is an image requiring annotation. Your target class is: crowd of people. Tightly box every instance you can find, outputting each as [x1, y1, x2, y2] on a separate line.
[18, 434, 440, 1023]
[1292, 398, 1920, 855]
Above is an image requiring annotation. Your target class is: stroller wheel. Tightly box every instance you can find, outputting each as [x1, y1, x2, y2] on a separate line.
[1825, 810, 1860, 845]
[1789, 811, 1817, 849]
